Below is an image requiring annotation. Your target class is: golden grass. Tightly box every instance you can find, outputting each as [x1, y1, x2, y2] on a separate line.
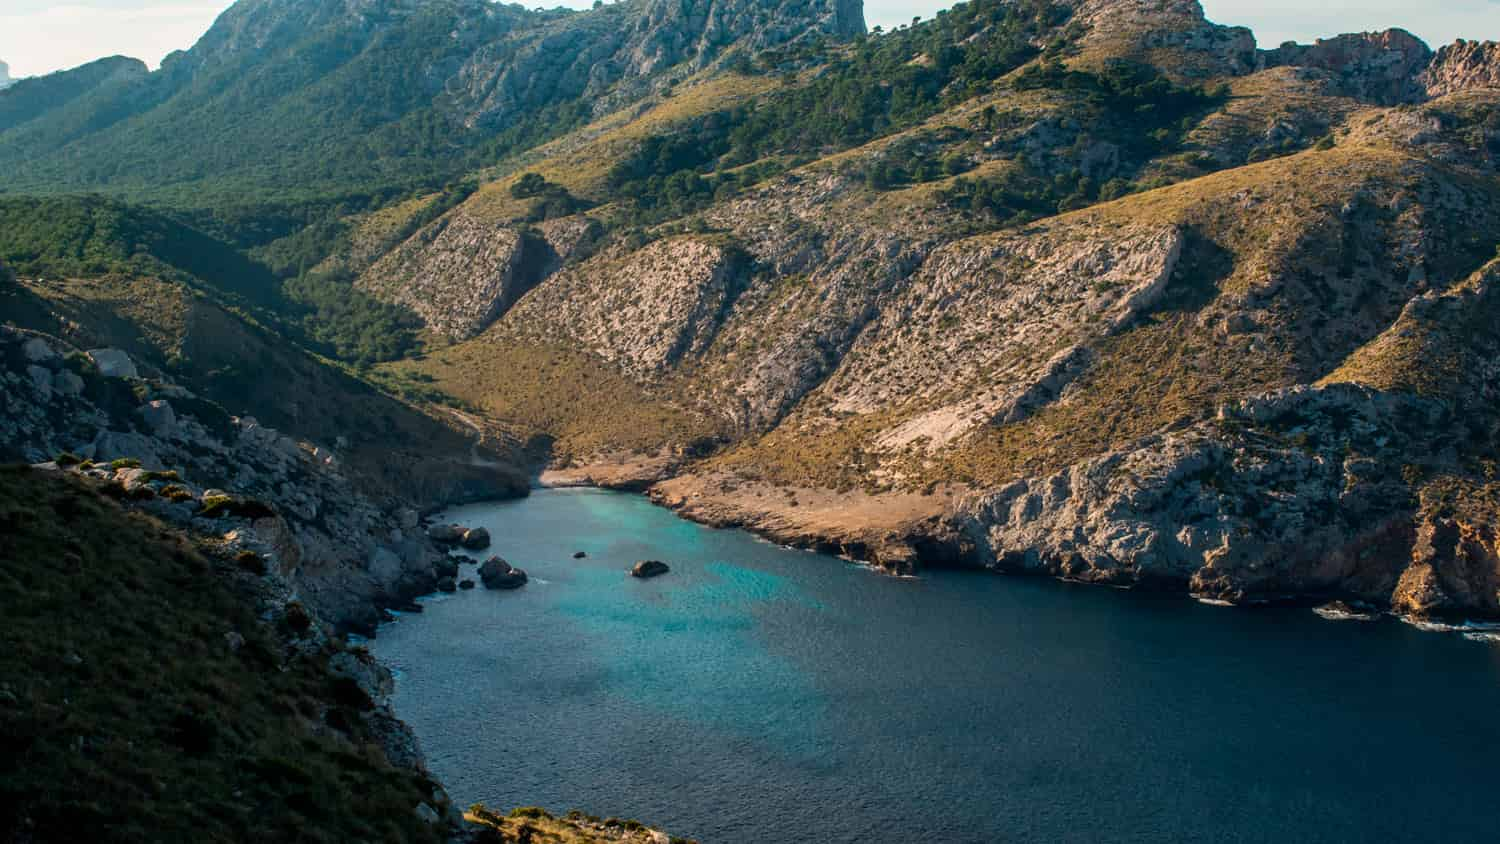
[464, 72, 782, 222]
[385, 337, 721, 461]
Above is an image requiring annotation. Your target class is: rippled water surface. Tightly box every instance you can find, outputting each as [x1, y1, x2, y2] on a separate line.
[372, 488, 1500, 843]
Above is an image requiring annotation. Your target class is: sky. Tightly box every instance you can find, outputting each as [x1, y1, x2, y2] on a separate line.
[1, 0, 1497, 80]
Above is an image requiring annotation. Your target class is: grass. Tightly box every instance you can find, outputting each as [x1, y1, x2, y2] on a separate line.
[386, 339, 721, 462]
[0, 465, 445, 843]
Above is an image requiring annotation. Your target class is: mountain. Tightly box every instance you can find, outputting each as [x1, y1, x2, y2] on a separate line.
[326, 0, 1497, 619]
[5, 0, 1500, 838]
[0, 0, 864, 205]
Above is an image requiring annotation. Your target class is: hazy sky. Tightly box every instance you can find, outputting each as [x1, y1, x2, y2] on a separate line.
[1, 0, 1497, 79]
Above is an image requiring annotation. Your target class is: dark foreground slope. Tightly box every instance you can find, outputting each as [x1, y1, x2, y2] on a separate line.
[0, 465, 449, 843]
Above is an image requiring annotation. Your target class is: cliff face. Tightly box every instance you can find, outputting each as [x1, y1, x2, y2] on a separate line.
[1423, 39, 1500, 98]
[0, 326, 469, 634]
[1260, 29, 1433, 104]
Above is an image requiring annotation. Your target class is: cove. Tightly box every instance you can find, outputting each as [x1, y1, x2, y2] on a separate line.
[372, 488, 1500, 843]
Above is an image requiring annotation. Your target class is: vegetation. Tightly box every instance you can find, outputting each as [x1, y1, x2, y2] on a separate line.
[0, 466, 445, 843]
[604, 0, 1068, 220]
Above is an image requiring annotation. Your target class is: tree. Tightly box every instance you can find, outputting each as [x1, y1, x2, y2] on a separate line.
[511, 172, 550, 198]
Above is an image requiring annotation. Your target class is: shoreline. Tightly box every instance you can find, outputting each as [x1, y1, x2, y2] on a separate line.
[504, 467, 1500, 633]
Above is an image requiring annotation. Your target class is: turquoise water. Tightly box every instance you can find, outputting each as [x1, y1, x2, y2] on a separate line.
[372, 488, 1500, 843]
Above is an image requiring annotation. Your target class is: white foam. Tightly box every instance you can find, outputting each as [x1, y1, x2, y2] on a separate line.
[1312, 605, 1378, 622]
[1193, 596, 1235, 607]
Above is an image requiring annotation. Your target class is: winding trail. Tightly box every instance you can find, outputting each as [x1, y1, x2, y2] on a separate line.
[441, 407, 505, 469]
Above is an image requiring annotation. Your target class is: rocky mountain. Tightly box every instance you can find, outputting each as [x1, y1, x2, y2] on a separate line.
[5, 0, 1500, 838]
[0, 0, 865, 204]
[322, 0, 1499, 619]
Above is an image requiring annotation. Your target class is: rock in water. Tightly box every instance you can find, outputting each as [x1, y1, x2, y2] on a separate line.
[630, 560, 670, 578]
[458, 579, 476, 590]
[436, 576, 457, 593]
[573, 551, 587, 559]
[459, 526, 491, 550]
[478, 556, 528, 589]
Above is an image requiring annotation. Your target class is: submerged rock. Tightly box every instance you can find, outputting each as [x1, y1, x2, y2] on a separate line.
[478, 556, 528, 589]
[458, 579, 476, 590]
[630, 560, 670, 578]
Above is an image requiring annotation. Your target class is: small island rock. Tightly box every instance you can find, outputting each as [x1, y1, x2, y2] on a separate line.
[630, 560, 670, 578]
[573, 551, 587, 559]
[478, 556, 528, 589]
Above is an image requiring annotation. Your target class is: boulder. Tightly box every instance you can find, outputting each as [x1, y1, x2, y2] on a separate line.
[478, 556, 528, 589]
[55, 371, 84, 397]
[26, 365, 53, 397]
[573, 551, 587, 559]
[140, 400, 176, 436]
[436, 576, 457, 593]
[426, 524, 465, 544]
[87, 348, 138, 379]
[458, 579, 476, 590]
[21, 337, 57, 363]
[630, 560, 670, 578]
[434, 556, 460, 579]
[459, 526, 491, 550]
[367, 547, 404, 585]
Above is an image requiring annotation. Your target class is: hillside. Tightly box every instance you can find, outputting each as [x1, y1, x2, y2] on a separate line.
[2, 2, 1498, 613]
[343, 0, 1499, 616]
[0, 0, 864, 206]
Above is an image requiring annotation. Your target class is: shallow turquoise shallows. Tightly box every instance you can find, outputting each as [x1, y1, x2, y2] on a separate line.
[372, 488, 1500, 843]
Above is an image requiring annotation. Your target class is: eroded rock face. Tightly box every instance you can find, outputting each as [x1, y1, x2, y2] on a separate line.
[1068, 0, 1257, 77]
[0, 327, 453, 634]
[949, 383, 1476, 612]
[357, 212, 527, 338]
[1261, 29, 1433, 104]
[1423, 40, 1500, 99]
[503, 236, 747, 376]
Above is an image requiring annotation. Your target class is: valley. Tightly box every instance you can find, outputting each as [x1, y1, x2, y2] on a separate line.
[2, 0, 1499, 840]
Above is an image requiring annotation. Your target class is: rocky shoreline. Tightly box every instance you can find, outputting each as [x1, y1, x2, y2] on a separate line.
[545, 437, 1500, 627]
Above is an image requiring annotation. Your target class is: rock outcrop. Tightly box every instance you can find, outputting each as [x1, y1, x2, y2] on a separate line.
[1260, 29, 1433, 104]
[630, 559, 670, 578]
[479, 555, 529, 589]
[0, 327, 455, 634]
[357, 212, 529, 338]
[1422, 39, 1500, 99]
[0, 60, 12, 90]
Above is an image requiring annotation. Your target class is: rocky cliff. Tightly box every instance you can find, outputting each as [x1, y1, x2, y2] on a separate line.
[0, 60, 12, 90]
[0, 326, 467, 634]
[331, 1, 1500, 621]
[1423, 39, 1500, 99]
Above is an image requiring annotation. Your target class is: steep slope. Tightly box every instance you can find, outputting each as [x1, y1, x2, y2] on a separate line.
[0, 0, 864, 204]
[351, 0, 1500, 616]
[0, 465, 453, 843]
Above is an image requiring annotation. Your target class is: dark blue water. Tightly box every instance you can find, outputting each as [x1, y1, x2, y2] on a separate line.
[372, 488, 1500, 843]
